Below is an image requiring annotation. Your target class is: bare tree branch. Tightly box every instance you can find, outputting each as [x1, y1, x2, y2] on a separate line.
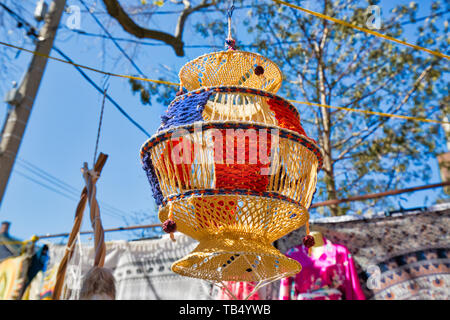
[101, 0, 215, 57]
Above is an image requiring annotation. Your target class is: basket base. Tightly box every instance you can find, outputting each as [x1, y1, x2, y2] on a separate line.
[171, 233, 301, 282]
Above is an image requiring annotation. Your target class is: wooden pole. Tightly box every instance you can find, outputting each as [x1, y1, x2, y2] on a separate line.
[0, 0, 67, 207]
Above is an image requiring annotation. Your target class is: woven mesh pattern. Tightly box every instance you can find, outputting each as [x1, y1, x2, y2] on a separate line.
[159, 194, 307, 282]
[144, 122, 319, 209]
[159, 194, 309, 242]
[171, 236, 301, 282]
[142, 153, 164, 206]
[140, 50, 322, 283]
[179, 51, 283, 93]
[159, 90, 212, 132]
[163, 87, 308, 138]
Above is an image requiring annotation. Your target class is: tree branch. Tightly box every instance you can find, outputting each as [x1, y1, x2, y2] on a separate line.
[333, 63, 436, 163]
[102, 0, 215, 57]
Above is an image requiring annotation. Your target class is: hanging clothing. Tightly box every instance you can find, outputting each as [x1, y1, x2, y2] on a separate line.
[44, 234, 217, 300]
[22, 270, 44, 300]
[279, 238, 365, 300]
[23, 245, 48, 292]
[0, 255, 28, 300]
[39, 264, 59, 300]
[217, 281, 261, 300]
[0, 233, 22, 261]
[275, 205, 450, 300]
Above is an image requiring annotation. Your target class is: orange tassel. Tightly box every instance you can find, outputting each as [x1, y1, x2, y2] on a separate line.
[168, 205, 176, 242]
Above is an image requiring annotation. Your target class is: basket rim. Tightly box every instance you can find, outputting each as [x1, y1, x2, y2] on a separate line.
[178, 50, 283, 92]
[158, 188, 312, 209]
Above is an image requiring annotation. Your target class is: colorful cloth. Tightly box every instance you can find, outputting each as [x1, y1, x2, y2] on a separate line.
[275, 204, 450, 300]
[217, 281, 261, 300]
[279, 238, 365, 300]
[39, 264, 59, 300]
[45, 234, 217, 300]
[22, 270, 44, 300]
[0, 255, 28, 300]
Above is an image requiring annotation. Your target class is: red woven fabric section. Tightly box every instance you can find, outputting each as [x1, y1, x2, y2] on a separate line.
[213, 129, 271, 192]
[267, 98, 308, 137]
[160, 138, 194, 187]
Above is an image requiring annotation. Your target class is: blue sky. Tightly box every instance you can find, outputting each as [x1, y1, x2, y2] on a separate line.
[0, 0, 448, 245]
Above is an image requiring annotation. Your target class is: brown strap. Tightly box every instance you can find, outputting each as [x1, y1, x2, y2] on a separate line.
[52, 153, 108, 300]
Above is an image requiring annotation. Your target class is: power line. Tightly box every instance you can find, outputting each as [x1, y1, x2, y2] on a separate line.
[15, 158, 130, 219]
[310, 181, 450, 208]
[53, 45, 152, 137]
[0, 2, 152, 138]
[79, 4, 257, 16]
[14, 167, 126, 222]
[38, 222, 163, 239]
[14, 170, 80, 202]
[15, 159, 79, 196]
[272, 0, 449, 59]
[63, 8, 450, 49]
[78, 0, 147, 78]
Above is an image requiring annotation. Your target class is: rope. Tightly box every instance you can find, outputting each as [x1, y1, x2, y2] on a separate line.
[81, 163, 106, 267]
[0, 40, 447, 125]
[52, 154, 108, 300]
[271, 0, 449, 60]
[289, 100, 450, 125]
[226, 0, 236, 50]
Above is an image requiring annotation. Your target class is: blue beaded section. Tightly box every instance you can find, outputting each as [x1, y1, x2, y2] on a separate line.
[142, 152, 164, 206]
[158, 90, 212, 132]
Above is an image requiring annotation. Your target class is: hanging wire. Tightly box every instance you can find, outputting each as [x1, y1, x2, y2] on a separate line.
[225, 0, 236, 50]
[93, 79, 109, 166]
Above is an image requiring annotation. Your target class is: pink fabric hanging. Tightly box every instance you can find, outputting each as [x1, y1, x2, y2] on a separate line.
[218, 281, 260, 300]
[279, 237, 365, 300]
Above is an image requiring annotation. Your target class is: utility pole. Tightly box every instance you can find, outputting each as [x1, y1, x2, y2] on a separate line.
[0, 0, 67, 207]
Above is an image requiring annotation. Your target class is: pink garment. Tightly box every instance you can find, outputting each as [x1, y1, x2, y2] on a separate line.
[279, 238, 365, 300]
[218, 281, 260, 300]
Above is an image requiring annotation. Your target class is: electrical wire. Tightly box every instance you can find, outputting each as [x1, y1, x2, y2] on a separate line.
[0, 2, 153, 137]
[0, 3, 448, 127]
[78, 0, 147, 78]
[65, 5, 450, 50]
[272, 0, 449, 60]
[15, 158, 130, 220]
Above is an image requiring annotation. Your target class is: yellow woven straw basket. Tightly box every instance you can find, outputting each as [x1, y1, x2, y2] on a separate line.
[141, 51, 322, 282]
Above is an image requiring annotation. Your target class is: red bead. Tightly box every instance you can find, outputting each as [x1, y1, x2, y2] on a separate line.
[162, 219, 177, 233]
[254, 65, 264, 76]
[303, 235, 315, 248]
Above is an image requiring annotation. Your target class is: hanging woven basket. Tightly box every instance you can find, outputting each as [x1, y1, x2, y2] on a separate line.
[140, 50, 322, 282]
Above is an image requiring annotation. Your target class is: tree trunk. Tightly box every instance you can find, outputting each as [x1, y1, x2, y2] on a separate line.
[318, 59, 340, 216]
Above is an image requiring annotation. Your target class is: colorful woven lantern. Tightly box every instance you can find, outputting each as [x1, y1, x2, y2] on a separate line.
[140, 50, 323, 283]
